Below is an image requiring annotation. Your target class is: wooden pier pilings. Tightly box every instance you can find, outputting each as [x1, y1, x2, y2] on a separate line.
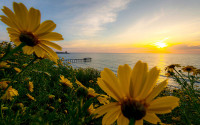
[65, 58, 92, 63]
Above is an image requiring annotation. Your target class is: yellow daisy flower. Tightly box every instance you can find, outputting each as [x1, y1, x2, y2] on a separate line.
[1, 86, 19, 100]
[0, 61, 10, 68]
[97, 95, 110, 105]
[0, 81, 9, 89]
[88, 88, 110, 105]
[26, 93, 36, 101]
[165, 64, 180, 72]
[193, 69, 200, 75]
[58, 98, 62, 103]
[182, 66, 196, 73]
[0, 2, 63, 62]
[28, 81, 34, 92]
[48, 94, 55, 99]
[93, 61, 179, 125]
[76, 79, 87, 89]
[14, 67, 21, 73]
[60, 75, 73, 88]
[88, 87, 99, 97]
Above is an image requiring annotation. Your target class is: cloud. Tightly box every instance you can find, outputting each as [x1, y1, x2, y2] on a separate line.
[171, 44, 200, 50]
[168, 44, 200, 54]
[57, 39, 141, 53]
[59, 0, 130, 37]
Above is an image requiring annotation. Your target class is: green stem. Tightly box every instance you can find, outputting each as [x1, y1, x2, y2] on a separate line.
[129, 118, 135, 125]
[0, 104, 3, 119]
[174, 70, 200, 115]
[0, 42, 26, 62]
[13, 56, 38, 80]
[174, 69, 187, 86]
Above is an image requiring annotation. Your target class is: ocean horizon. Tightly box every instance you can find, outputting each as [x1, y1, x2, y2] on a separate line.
[58, 53, 200, 88]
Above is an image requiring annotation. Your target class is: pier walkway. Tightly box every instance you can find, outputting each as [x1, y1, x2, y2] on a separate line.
[65, 58, 92, 63]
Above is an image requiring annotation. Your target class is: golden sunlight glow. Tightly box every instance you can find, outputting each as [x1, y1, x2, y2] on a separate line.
[154, 42, 168, 48]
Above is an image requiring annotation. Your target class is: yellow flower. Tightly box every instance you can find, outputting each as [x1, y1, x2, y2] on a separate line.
[97, 95, 110, 105]
[0, 2, 63, 62]
[172, 116, 180, 121]
[64, 110, 68, 114]
[88, 103, 95, 114]
[26, 93, 36, 101]
[60, 75, 73, 88]
[14, 67, 21, 73]
[0, 81, 9, 89]
[24, 77, 31, 81]
[58, 98, 62, 103]
[0, 54, 5, 58]
[76, 79, 86, 89]
[89, 80, 94, 83]
[182, 66, 196, 73]
[88, 87, 99, 97]
[48, 95, 55, 99]
[193, 69, 200, 75]
[165, 64, 180, 72]
[93, 61, 179, 125]
[88, 88, 110, 104]
[0, 61, 10, 68]
[28, 81, 34, 92]
[1, 86, 19, 100]
[22, 63, 28, 67]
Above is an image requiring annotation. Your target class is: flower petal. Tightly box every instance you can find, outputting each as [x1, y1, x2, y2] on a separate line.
[139, 67, 160, 99]
[34, 45, 45, 58]
[130, 61, 148, 98]
[0, 16, 17, 29]
[147, 96, 179, 114]
[39, 43, 58, 59]
[97, 78, 120, 101]
[143, 113, 161, 124]
[1, 6, 20, 30]
[145, 80, 168, 103]
[135, 119, 143, 125]
[35, 20, 56, 36]
[7, 28, 20, 36]
[27, 7, 41, 32]
[117, 113, 129, 125]
[99, 68, 124, 101]
[38, 32, 63, 41]
[13, 2, 28, 30]
[41, 40, 62, 51]
[93, 102, 118, 118]
[117, 64, 132, 96]
[22, 46, 34, 55]
[102, 105, 121, 125]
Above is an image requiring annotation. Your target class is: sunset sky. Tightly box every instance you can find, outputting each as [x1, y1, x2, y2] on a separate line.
[0, 0, 200, 53]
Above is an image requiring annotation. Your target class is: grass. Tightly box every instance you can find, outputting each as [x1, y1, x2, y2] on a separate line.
[0, 41, 200, 125]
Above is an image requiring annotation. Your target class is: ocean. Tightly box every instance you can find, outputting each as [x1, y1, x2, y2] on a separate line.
[58, 53, 200, 88]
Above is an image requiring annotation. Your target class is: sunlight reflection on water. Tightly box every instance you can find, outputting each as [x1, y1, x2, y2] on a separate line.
[58, 53, 200, 89]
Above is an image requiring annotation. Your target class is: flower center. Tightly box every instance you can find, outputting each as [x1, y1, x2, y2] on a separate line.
[121, 98, 146, 120]
[19, 32, 39, 46]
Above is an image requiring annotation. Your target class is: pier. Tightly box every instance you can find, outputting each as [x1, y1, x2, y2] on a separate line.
[65, 58, 92, 63]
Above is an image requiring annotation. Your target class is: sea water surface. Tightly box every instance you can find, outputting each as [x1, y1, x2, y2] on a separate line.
[58, 53, 200, 88]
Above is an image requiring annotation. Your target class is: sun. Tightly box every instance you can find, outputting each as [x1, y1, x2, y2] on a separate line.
[154, 42, 168, 48]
